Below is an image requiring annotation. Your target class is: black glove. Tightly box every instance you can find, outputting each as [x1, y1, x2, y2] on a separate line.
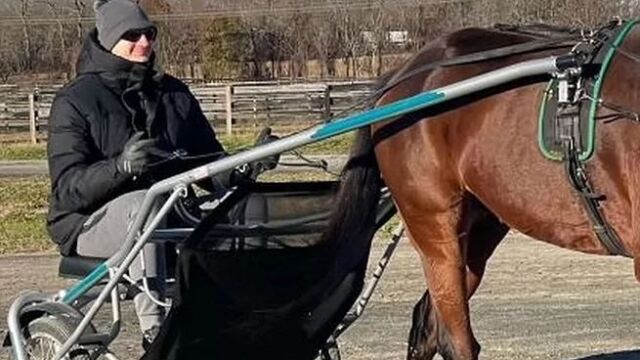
[251, 127, 280, 174]
[209, 128, 281, 190]
[116, 132, 168, 176]
[209, 165, 248, 190]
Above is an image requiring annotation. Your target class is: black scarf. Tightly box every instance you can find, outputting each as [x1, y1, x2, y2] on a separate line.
[76, 28, 164, 136]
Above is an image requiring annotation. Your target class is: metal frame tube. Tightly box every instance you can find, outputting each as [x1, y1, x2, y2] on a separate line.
[334, 224, 404, 337]
[7, 292, 52, 360]
[107, 268, 122, 346]
[355, 225, 404, 316]
[51, 187, 185, 360]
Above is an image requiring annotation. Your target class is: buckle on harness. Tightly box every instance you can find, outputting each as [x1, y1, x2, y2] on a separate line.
[553, 69, 583, 150]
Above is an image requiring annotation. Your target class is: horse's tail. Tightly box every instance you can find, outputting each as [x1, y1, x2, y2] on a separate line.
[323, 127, 382, 255]
[322, 67, 401, 261]
[326, 65, 405, 244]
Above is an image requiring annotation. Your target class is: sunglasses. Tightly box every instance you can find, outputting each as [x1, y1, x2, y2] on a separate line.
[121, 27, 157, 42]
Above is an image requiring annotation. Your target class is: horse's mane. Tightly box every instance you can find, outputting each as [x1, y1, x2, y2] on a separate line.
[492, 23, 583, 39]
[442, 23, 579, 58]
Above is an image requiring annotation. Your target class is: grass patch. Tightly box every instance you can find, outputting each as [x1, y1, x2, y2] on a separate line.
[0, 177, 52, 254]
[379, 215, 401, 237]
[260, 170, 338, 183]
[213, 132, 353, 156]
[0, 132, 353, 161]
[0, 142, 47, 161]
[218, 133, 256, 153]
[296, 133, 353, 155]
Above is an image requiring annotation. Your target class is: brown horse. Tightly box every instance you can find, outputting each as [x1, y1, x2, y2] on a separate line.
[324, 23, 640, 360]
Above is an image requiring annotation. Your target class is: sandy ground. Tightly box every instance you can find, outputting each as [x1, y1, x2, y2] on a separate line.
[1, 233, 639, 360]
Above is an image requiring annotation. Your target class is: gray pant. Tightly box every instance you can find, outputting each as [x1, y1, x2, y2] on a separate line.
[76, 190, 166, 332]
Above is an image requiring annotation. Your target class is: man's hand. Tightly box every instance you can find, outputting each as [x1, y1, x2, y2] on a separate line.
[116, 132, 168, 176]
[209, 128, 281, 190]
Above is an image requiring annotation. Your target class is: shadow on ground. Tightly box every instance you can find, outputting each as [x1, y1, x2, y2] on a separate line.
[572, 350, 640, 360]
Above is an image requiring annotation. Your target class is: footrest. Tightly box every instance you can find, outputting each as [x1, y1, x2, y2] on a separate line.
[59, 255, 106, 279]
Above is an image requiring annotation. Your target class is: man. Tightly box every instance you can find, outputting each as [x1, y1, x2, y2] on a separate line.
[47, 0, 233, 349]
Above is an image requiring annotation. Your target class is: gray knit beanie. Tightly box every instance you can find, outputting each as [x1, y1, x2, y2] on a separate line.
[94, 0, 156, 50]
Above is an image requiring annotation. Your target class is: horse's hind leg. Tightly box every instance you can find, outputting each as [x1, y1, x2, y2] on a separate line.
[405, 197, 508, 360]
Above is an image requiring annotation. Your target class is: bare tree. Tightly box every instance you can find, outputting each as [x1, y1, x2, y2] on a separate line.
[0, 0, 635, 81]
[363, 1, 393, 77]
[199, 18, 242, 79]
[42, 0, 68, 67]
[72, 0, 87, 43]
[0, 30, 21, 82]
[17, 0, 34, 70]
[308, 13, 339, 78]
[332, 2, 365, 78]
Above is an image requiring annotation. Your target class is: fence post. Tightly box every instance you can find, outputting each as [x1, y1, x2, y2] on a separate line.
[265, 96, 271, 123]
[323, 84, 332, 120]
[225, 85, 234, 135]
[28, 90, 39, 144]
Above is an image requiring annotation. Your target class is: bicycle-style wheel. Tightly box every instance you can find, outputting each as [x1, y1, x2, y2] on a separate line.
[14, 316, 93, 360]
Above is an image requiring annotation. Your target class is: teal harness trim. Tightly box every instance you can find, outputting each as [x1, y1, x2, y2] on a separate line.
[538, 20, 639, 162]
[312, 91, 446, 140]
[537, 79, 563, 161]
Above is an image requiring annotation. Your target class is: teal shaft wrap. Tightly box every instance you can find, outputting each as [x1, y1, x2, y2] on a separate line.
[312, 91, 446, 140]
[61, 263, 109, 304]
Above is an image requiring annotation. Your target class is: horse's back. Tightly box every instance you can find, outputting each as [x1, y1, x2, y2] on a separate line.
[382, 27, 537, 95]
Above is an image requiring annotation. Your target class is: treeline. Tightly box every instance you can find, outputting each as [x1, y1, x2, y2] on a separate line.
[0, 0, 633, 82]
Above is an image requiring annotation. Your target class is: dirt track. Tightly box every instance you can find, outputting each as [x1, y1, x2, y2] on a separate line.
[1, 233, 639, 360]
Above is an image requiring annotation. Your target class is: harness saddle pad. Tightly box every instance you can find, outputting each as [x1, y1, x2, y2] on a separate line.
[538, 20, 638, 162]
[537, 80, 595, 162]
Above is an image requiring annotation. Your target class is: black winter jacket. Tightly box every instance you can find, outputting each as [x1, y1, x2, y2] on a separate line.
[47, 30, 224, 255]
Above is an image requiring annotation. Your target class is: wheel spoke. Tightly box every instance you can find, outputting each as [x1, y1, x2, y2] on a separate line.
[23, 333, 67, 360]
[35, 338, 46, 360]
[25, 342, 37, 359]
[44, 338, 56, 358]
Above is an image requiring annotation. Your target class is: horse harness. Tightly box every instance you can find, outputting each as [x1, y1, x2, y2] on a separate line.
[544, 20, 640, 257]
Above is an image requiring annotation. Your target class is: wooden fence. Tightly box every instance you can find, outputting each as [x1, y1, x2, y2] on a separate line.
[0, 83, 60, 142]
[0, 80, 376, 142]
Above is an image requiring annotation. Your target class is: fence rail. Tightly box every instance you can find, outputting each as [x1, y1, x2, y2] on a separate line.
[0, 80, 376, 142]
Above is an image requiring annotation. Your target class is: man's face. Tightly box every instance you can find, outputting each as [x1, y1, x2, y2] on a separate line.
[111, 27, 156, 63]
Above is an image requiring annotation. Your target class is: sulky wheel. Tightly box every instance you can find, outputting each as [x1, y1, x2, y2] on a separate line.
[13, 316, 94, 360]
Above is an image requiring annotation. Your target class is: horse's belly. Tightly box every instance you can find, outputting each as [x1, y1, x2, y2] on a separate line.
[463, 138, 614, 255]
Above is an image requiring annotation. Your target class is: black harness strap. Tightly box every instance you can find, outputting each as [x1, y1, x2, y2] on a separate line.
[558, 21, 631, 256]
[563, 142, 629, 256]
[372, 35, 581, 105]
